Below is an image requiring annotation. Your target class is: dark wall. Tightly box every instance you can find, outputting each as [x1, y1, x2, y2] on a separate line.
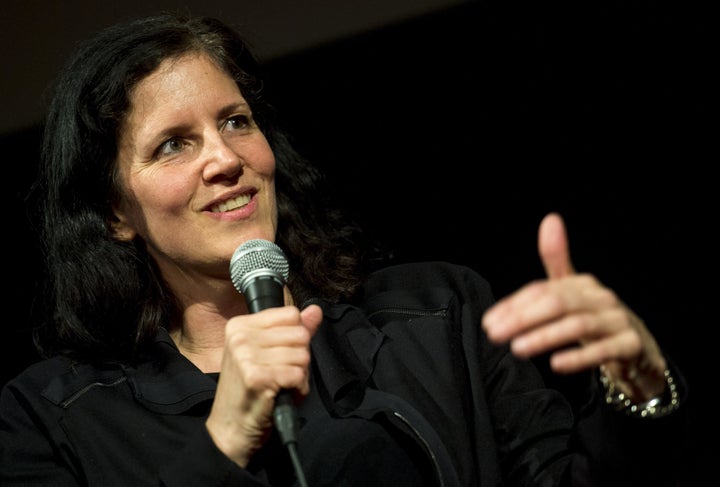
[265, 3, 714, 483]
[3, 125, 43, 386]
[3, 2, 713, 484]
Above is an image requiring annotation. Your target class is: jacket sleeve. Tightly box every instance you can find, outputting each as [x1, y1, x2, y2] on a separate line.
[363, 261, 690, 487]
[449, 261, 690, 486]
[157, 426, 271, 487]
[0, 380, 80, 486]
[561, 358, 690, 486]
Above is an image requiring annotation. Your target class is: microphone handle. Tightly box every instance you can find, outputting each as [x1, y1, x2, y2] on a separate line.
[243, 275, 285, 314]
[241, 275, 300, 446]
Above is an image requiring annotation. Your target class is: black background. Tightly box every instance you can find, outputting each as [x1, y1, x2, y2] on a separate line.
[2, 2, 714, 484]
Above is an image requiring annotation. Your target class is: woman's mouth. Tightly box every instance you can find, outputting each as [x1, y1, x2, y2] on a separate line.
[210, 194, 251, 213]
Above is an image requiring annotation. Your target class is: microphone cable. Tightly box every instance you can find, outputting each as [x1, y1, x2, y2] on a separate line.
[274, 391, 308, 487]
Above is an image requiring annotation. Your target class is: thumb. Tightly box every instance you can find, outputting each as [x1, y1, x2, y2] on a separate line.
[300, 303, 323, 336]
[538, 212, 575, 279]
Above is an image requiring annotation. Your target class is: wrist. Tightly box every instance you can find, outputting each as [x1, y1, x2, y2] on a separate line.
[599, 367, 680, 419]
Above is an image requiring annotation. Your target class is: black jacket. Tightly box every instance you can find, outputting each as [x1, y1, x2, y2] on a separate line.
[0, 262, 688, 486]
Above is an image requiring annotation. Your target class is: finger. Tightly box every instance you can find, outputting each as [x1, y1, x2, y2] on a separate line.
[548, 328, 642, 374]
[300, 304, 323, 336]
[483, 274, 615, 343]
[228, 341, 311, 393]
[243, 304, 321, 343]
[482, 280, 557, 342]
[244, 345, 312, 368]
[227, 322, 309, 350]
[509, 306, 624, 358]
[538, 212, 575, 279]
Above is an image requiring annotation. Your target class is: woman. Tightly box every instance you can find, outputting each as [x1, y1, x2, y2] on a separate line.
[0, 13, 687, 486]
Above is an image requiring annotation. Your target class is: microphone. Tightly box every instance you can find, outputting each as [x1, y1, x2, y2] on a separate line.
[230, 238, 289, 314]
[228, 239, 299, 447]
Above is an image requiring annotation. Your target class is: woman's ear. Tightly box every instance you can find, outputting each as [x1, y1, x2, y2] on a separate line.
[109, 210, 137, 242]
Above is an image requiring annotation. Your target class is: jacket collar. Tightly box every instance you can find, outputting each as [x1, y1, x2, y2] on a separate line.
[310, 301, 385, 414]
[122, 328, 217, 414]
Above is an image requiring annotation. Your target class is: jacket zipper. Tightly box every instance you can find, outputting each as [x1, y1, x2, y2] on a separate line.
[392, 410, 446, 487]
[367, 307, 447, 320]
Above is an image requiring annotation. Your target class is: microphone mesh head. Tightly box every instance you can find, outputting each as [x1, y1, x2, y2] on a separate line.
[229, 239, 289, 294]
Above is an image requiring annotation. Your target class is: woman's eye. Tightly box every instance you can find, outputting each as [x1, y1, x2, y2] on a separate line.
[224, 114, 251, 131]
[157, 137, 185, 157]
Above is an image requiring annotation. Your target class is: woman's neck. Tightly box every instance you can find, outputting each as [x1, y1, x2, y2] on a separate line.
[168, 285, 294, 373]
[170, 288, 249, 373]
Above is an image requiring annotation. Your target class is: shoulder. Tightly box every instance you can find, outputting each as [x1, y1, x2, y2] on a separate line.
[0, 357, 72, 422]
[354, 261, 497, 336]
[1, 356, 125, 409]
[2, 356, 74, 394]
[367, 260, 490, 285]
[364, 261, 495, 306]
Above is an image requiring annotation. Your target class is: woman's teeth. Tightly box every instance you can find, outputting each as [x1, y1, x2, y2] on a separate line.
[211, 194, 251, 213]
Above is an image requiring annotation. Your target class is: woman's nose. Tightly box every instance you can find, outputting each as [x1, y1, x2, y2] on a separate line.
[202, 133, 243, 181]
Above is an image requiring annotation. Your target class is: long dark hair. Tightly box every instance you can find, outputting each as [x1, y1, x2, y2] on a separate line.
[30, 13, 381, 363]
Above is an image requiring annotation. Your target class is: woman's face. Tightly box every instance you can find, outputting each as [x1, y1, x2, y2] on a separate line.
[112, 52, 278, 286]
